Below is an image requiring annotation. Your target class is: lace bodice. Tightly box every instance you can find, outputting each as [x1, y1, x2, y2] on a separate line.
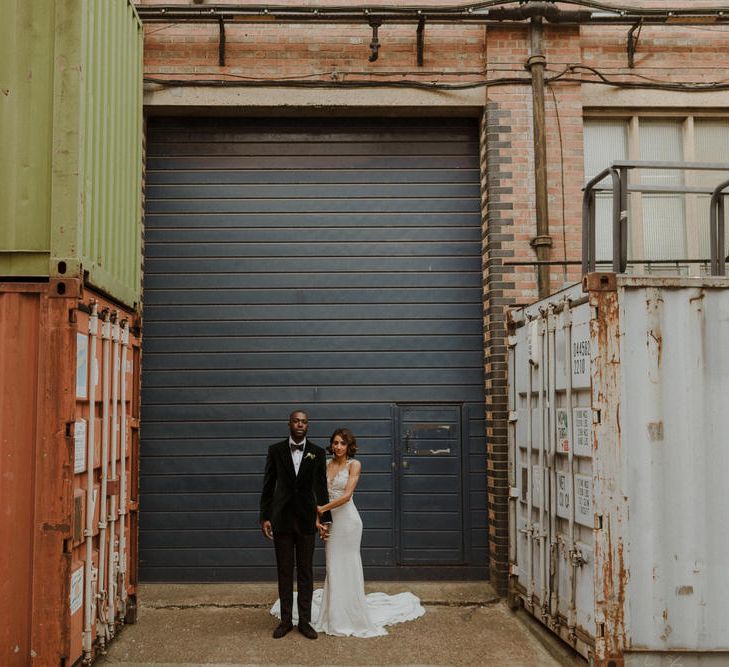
[326, 459, 351, 500]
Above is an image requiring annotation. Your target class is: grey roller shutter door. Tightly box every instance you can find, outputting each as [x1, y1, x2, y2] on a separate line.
[141, 118, 488, 581]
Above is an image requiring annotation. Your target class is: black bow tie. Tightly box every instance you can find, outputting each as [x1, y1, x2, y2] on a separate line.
[290, 443, 304, 452]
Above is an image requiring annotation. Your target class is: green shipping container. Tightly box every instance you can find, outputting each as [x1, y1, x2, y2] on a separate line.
[1, 0, 143, 309]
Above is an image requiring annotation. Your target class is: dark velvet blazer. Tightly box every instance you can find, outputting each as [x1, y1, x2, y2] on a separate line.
[259, 439, 332, 534]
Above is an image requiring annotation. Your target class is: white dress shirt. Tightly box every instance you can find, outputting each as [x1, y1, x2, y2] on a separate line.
[289, 436, 307, 475]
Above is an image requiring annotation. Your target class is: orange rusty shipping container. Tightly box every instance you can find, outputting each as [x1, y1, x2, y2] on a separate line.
[0, 280, 141, 665]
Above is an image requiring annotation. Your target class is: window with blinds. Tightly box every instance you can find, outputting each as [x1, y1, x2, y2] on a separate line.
[583, 116, 729, 272]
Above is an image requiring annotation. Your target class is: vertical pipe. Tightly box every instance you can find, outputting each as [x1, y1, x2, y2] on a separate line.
[527, 17, 552, 298]
[107, 317, 120, 636]
[118, 321, 129, 616]
[83, 304, 99, 661]
[97, 312, 111, 646]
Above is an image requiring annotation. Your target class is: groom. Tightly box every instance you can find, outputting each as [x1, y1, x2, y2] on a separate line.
[260, 410, 331, 639]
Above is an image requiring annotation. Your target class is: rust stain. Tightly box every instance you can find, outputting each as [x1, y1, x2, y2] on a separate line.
[42, 522, 70, 533]
[647, 421, 664, 441]
[677, 585, 694, 596]
[648, 330, 663, 367]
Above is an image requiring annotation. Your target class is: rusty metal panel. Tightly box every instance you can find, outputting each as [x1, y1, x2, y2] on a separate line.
[0, 0, 143, 309]
[0, 287, 45, 663]
[619, 278, 729, 654]
[508, 274, 729, 665]
[0, 282, 141, 666]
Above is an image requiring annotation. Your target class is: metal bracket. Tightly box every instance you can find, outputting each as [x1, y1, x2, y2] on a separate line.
[416, 16, 425, 66]
[627, 20, 642, 68]
[218, 16, 226, 66]
[582, 272, 617, 293]
[530, 234, 553, 249]
[368, 19, 382, 62]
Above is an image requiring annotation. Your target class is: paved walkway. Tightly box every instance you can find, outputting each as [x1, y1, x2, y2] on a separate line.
[99, 582, 579, 666]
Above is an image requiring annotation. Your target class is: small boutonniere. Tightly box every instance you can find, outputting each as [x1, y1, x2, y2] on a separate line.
[305, 452, 316, 461]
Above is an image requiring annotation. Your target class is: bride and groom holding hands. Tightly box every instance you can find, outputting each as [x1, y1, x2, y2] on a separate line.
[259, 410, 424, 639]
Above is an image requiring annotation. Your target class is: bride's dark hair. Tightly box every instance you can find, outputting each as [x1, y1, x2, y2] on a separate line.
[328, 428, 357, 457]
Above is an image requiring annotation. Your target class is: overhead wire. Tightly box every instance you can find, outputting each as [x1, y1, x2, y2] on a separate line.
[144, 63, 729, 91]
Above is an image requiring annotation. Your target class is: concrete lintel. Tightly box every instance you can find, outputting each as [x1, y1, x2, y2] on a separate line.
[583, 85, 729, 109]
[143, 83, 486, 116]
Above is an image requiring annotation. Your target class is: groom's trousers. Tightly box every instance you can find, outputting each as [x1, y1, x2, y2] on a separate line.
[273, 531, 315, 625]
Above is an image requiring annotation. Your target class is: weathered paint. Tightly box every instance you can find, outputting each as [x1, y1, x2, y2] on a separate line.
[0, 0, 143, 309]
[508, 274, 729, 666]
[0, 282, 141, 666]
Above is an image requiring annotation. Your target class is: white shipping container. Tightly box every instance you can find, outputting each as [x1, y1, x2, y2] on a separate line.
[507, 273, 729, 666]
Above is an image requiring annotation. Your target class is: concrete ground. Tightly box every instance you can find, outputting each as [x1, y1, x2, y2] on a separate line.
[99, 583, 585, 666]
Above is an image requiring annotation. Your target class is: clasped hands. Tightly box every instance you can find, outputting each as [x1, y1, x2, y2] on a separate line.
[316, 505, 330, 541]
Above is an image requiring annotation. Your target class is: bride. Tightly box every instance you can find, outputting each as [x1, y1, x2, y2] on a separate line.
[272, 428, 425, 637]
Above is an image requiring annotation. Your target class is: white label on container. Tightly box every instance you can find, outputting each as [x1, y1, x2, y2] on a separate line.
[556, 408, 570, 453]
[74, 420, 86, 474]
[556, 471, 570, 520]
[575, 474, 593, 527]
[70, 567, 83, 614]
[573, 408, 592, 457]
[571, 327, 590, 385]
[76, 333, 88, 399]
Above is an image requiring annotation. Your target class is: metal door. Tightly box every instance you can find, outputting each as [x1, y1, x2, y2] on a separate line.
[141, 117, 487, 580]
[397, 405, 465, 564]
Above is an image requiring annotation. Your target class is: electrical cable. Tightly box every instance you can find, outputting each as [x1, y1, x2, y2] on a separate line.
[567, 63, 729, 90]
[144, 62, 729, 91]
[547, 84, 569, 284]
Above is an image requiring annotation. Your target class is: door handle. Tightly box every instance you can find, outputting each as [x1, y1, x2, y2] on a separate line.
[402, 461, 409, 469]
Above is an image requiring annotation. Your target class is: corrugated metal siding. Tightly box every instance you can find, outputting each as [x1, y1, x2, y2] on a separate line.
[140, 118, 488, 581]
[0, 0, 143, 309]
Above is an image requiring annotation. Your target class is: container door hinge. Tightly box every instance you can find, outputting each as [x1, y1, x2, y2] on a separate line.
[508, 411, 518, 423]
[509, 486, 520, 499]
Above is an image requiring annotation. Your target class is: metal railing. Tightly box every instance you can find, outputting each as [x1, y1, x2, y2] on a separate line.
[582, 161, 729, 276]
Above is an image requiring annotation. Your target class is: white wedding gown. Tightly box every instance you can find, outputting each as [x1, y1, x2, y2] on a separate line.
[271, 459, 425, 637]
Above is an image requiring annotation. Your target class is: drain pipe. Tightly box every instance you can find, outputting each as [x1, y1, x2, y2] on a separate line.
[527, 16, 553, 299]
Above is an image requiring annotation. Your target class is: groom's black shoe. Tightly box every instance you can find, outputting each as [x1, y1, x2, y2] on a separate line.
[297, 623, 318, 640]
[272, 622, 293, 639]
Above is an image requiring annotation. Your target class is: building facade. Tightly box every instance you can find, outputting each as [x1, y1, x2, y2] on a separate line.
[135, 0, 729, 591]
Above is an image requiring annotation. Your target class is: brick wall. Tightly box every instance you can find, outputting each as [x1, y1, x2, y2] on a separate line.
[137, 0, 729, 593]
